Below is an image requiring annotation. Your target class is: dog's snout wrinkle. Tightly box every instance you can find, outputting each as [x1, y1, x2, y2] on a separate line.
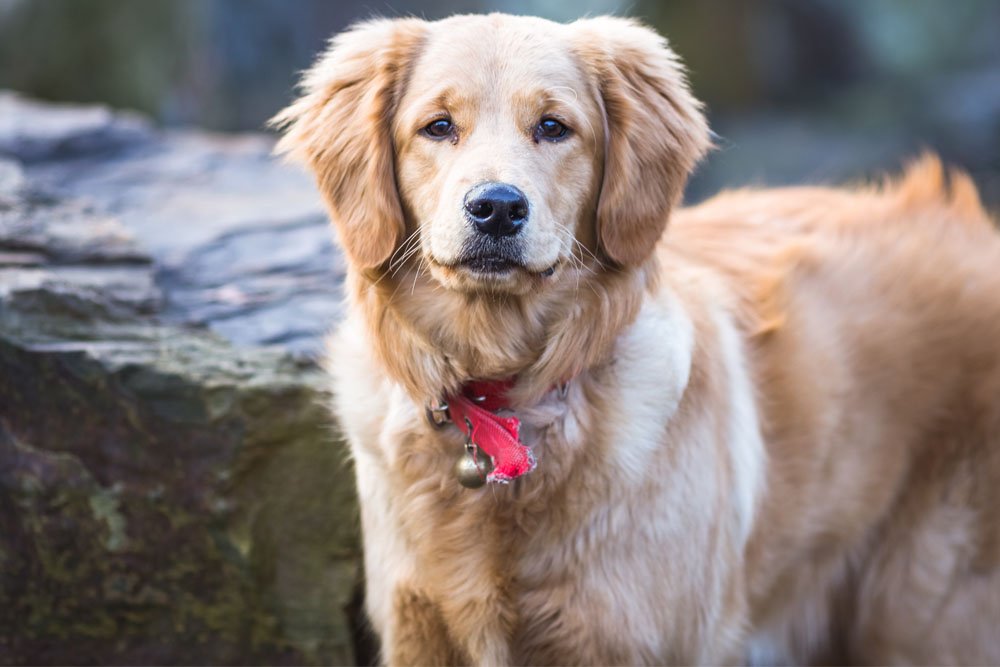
[464, 182, 529, 238]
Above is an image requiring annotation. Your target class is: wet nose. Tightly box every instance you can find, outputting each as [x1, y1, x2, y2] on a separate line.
[463, 182, 528, 238]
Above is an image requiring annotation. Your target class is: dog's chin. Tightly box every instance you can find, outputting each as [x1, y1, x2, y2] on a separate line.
[427, 255, 561, 295]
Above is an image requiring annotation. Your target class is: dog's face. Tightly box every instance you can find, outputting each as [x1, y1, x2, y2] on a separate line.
[393, 18, 603, 293]
[275, 15, 709, 295]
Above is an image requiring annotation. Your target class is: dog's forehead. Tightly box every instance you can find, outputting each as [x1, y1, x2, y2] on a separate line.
[411, 15, 585, 93]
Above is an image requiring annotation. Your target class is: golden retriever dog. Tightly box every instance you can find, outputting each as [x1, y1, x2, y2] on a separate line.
[273, 14, 1000, 665]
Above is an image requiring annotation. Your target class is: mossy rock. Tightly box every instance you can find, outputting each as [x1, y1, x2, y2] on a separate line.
[0, 123, 363, 664]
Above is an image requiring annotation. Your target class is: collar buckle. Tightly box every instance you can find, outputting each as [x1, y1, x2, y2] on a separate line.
[425, 401, 451, 429]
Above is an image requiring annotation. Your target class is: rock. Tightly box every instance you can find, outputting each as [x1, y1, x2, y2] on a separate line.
[0, 91, 154, 164]
[0, 157, 25, 203]
[1, 199, 151, 267]
[0, 88, 339, 357]
[157, 214, 345, 353]
[0, 328, 360, 665]
[0, 93, 363, 665]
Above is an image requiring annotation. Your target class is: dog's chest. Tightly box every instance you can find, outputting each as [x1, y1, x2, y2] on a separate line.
[406, 403, 684, 663]
[332, 302, 730, 661]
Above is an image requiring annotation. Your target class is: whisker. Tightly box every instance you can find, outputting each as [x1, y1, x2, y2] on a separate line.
[391, 249, 420, 275]
[390, 243, 423, 278]
[370, 227, 424, 289]
[410, 255, 426, 295]
[389, 231, 422, 270]
[389, 227, 422, 262]
[550, 220, 601, 276]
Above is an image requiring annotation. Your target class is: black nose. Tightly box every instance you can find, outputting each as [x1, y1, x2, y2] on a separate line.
[463, 182, 528, 238]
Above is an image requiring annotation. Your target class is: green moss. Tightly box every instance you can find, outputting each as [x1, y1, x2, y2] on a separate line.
[1, 300, 361, 664]
[88, 489, 128, 552]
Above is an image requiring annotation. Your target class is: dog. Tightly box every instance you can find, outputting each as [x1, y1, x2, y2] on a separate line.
[273, 14, 1000, 665]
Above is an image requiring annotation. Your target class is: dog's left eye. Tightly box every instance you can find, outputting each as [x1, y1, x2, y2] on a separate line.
[535, 118, 569, 142]
[422, 118, 454, 140]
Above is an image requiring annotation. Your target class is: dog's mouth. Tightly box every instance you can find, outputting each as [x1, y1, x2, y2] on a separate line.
[427, 240, 559, 288]
[456, 254, 558, 279]
[461, 254, 520, 275]
[455, 240, 525, 276]
[430, 252, 558, 283]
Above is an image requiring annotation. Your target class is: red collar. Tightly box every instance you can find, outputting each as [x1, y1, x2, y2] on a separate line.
[445, 378, 536, 484]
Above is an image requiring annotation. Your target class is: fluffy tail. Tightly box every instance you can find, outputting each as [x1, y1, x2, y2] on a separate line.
[886, 153, 993, 227]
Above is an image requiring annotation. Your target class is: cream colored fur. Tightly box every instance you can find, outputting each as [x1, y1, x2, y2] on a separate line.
[274, 13, 1000, 665]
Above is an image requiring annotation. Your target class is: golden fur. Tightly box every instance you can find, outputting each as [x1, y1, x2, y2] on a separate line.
[274, 13, 1000, 665]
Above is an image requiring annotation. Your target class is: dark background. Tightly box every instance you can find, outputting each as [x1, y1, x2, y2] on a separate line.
[1, 0, 999, 206]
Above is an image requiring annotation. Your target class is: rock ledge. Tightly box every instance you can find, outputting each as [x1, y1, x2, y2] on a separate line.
[0, 92, 361, 666]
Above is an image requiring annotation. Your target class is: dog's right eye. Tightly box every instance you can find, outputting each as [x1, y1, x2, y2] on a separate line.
[422, 118, 454, 140]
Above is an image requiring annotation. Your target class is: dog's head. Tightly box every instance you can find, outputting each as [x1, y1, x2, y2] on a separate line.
[274, 14, 709, 295]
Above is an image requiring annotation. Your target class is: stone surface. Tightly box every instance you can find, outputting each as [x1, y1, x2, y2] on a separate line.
[0, 91, 154, 164]
[1, 91, 340, 356]
[0, 92, 363, 665]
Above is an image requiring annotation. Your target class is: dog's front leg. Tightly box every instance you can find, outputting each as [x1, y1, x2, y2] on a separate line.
[387, 587, 514, 667]
[386, 587, 465, 666]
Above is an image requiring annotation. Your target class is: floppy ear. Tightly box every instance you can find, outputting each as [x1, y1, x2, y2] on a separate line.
[572, 17, 711, 266]
[271, 19, 427, 269]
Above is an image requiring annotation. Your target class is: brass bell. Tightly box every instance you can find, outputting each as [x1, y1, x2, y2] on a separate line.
[454, 443, 494, 489]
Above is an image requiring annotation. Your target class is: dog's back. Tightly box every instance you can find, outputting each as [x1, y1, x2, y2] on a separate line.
[670, 155, 1000, 663]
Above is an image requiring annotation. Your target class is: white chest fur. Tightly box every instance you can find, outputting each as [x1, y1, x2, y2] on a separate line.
[328, 288, 766, 663]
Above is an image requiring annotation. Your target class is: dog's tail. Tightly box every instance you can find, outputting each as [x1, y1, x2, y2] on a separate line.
[886, 153, 994, 228]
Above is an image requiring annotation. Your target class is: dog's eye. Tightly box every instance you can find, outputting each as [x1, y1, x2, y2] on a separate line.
[535, 118, 569, 142]
[422, 118, 454, 140]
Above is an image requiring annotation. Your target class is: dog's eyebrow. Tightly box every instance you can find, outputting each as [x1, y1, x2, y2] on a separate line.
[545, 85, 581, 104]
[398, 89, 475, 126]
[511, 85, 586, 113]
[541, 97, 585, 119]
[512, 88, 591, 126]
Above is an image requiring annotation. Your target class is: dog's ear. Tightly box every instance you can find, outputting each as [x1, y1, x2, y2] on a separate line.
[271, 19, 427, 269]
[572, 17, 711, 266]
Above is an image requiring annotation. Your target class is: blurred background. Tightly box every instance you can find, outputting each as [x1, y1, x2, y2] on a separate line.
[2, 0, 999, 204]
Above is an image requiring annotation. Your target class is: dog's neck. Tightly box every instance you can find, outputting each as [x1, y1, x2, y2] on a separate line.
[349, 258, 659, 406]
